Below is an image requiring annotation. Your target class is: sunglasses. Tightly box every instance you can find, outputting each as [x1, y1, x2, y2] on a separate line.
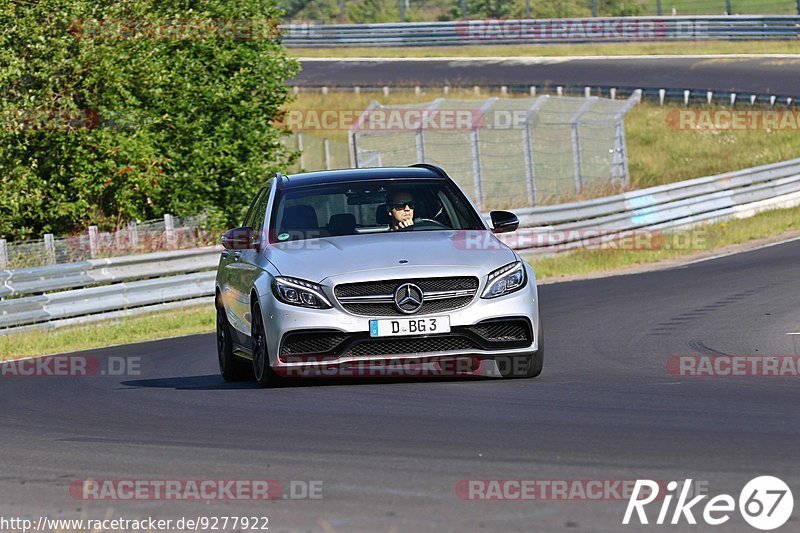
[390, 201, 416, 210]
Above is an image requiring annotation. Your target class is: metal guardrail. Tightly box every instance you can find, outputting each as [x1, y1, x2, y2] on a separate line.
[282, 16, 800, 47]
[2, 157, 800, 333]
[0, 248, 221, 333]
[497, 158, 800, 252]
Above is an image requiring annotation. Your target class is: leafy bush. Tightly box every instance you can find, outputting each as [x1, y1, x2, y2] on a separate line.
[0, 0, 299, 241]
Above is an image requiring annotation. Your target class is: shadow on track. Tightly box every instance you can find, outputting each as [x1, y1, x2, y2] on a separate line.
[120, 373, 496, 390]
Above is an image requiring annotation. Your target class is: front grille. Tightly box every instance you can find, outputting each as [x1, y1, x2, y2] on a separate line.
[342, 336, 479, 357]
[335, 277, 478, 298]
[335, 277, 479, 317]
[342, 296, 474, 317]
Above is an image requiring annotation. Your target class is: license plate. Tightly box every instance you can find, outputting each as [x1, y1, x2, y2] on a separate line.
[369, 316, 450, 337]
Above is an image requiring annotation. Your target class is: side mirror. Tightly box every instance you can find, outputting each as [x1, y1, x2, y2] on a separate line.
[490, 211, 519, 234]
[221, 226, 259, 251]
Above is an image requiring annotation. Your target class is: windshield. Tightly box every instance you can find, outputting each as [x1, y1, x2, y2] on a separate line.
[270, 179, 485, 243]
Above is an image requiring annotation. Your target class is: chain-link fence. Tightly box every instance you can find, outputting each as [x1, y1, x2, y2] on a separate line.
[0, 214, 215, 270]
[349, 93, 640, 210]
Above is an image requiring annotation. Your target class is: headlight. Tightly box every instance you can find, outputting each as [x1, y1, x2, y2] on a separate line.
[481, 261, 526, 299]
[272, 277, 332, 309]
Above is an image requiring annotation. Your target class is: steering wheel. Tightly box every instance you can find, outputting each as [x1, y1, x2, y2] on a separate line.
[409, 218, 448, 230]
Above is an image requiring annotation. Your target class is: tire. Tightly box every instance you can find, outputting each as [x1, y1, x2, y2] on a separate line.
[498, 318, 544, 379]
[251, 303, 282, 388]
[216, 301, 252, 382]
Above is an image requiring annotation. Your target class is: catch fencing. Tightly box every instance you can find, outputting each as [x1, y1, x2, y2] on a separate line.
[350, 93, 641, 209]
[0, 214, 213, 271]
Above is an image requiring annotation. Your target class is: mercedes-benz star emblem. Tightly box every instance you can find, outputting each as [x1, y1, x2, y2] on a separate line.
[394, 283, 424, 314]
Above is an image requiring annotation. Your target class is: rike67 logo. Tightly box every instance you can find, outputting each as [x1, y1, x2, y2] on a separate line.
[623, 477, 793, 530]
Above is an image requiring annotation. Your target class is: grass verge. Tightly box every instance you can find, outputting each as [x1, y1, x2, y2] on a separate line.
[527, 203, 800, 280]
[289, 40, 800, 58]
[0, 305, 214, 362]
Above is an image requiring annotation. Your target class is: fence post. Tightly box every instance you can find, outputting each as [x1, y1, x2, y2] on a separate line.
[470, 128, 483, 211]
[415, 130, 425, 163]
[164, 214, 176, 250]
[725, 0, 732, 15]
[297, 132, 305, 171]
[611, 90, 641, 188]
[323, 138, 332, 170]
[460, 0, 467, 19]
[592, 0, 598, 16]
[657, 0, 663, 16]
[570, 97, 598, 194]
[128, 221, 139, 250]
[522, 95, 549, 206]
[44, 233, 56, 265]
[0, 239, 7, 269]
[349, 132, 358, 168]
[88, 225, 98, 259]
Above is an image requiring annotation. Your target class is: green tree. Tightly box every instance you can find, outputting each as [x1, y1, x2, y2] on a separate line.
[0, 0, 299, 240]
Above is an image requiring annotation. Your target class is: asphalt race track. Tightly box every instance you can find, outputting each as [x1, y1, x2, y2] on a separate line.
[293, 56, 800, 98]
[1, 238, 799, 532]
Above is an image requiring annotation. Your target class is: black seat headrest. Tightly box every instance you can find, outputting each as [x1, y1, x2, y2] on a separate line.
[328, 213, 356, 236]
[375, 204, 390, 225]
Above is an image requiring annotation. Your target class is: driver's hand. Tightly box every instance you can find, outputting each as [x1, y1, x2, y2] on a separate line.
[398, 218, 415, 229]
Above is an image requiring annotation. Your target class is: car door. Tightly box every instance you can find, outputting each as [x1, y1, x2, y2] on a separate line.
[222, 186, 266, 344]
[230, 179, 274, 342]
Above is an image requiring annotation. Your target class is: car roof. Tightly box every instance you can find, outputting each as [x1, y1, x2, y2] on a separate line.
[279, 166, 447, 190]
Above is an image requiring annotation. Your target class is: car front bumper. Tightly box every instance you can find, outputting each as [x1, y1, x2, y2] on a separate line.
[257, 266, 541, 373]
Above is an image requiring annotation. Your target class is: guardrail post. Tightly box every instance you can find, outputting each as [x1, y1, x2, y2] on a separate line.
[128, 221, 139, 250]
[570, 97, 598, 194]
[323, 138, 332, 170]
[88, 226, 98, 259]
[0, 239, 7, 269]
[44, 234, 56, 265]
[164, 214, 176, 250]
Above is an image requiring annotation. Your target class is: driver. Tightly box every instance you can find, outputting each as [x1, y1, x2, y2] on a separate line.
[386, 190, 416, 230]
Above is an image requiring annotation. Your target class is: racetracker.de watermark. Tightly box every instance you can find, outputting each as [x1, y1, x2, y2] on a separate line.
[453, 18, 712, 42]
[461, 229, 706, 252]
[0, 355, 141, 377]
[70, 18, 279, 40]
[69, 479, 323, 501]
[455, 479, 680, 501]
[276, 356, 493, 378]
[667, 355, 800, 377]
[667, 109, 800, 132]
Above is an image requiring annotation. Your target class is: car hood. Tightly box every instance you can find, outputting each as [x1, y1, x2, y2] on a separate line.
[264, 230, 517, 282]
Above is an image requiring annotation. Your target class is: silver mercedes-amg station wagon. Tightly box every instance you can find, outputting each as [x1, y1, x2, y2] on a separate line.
[215, 164, 543, 387]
